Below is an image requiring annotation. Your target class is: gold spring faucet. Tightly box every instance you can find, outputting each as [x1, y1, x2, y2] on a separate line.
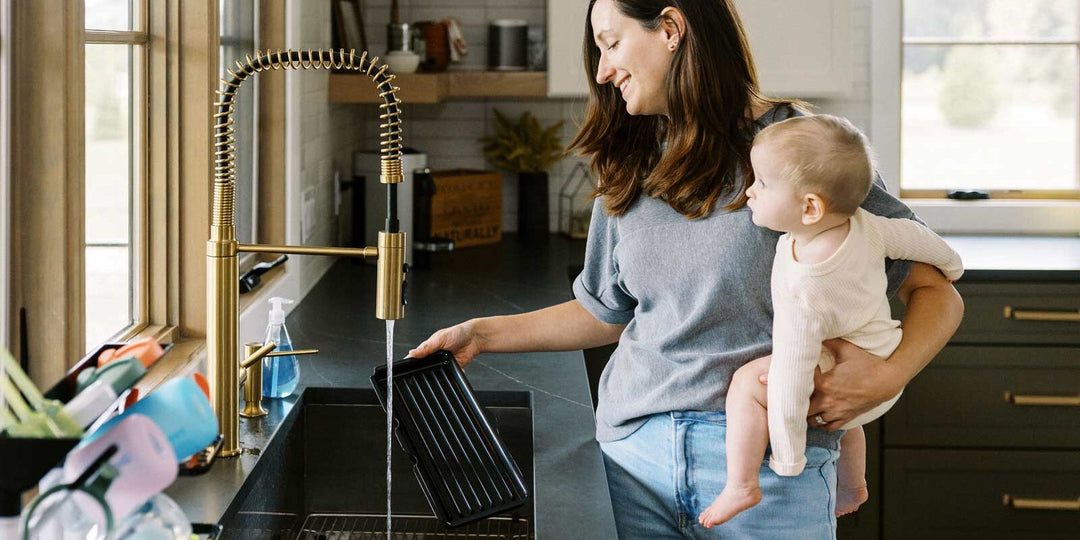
[208, 49, 406, 457]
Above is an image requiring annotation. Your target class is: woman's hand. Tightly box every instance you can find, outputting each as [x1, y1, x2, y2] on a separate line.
[755, 340, 905, 431]
[806, 339, 904, 430]
[407, 320, 488, 369]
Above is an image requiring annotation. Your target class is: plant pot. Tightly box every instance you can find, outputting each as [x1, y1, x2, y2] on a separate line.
[517, 171, 549, 240]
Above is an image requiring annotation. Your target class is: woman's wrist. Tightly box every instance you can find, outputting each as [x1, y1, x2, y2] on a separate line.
[877, 355, 913, 398]
[462, 317, 490, 354]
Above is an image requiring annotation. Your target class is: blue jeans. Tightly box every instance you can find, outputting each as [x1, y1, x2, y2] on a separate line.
[599, 411, 840, 540]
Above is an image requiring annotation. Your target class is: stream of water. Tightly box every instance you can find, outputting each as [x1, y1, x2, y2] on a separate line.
[385, 319, 394, 540]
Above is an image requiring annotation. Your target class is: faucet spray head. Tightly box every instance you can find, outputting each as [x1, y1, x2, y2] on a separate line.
[376, 231, 407, 320]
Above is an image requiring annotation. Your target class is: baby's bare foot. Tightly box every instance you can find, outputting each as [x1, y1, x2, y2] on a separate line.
[835, 484, 869, 517]
[698, 485, 762, 528]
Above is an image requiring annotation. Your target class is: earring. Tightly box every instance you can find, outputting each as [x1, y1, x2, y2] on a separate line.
[669, 40, 678, 51]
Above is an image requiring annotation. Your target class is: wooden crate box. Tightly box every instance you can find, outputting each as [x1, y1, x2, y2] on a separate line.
[414, 169, 502, 248]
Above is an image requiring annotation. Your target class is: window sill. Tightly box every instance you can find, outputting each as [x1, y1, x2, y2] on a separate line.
[906, 199, 1080, 235]
[135, 337, 206, 395]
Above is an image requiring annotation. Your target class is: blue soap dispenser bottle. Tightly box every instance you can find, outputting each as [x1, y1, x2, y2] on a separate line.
[263, 297, 299, 398]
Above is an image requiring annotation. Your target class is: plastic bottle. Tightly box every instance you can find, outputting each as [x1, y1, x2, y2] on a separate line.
[263, 297, 299, 398]
[111, 493, 192, 539]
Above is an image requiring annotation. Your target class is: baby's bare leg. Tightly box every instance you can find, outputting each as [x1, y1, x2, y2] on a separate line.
[836, 426, 869, 517]
[698, 357, 770, 529]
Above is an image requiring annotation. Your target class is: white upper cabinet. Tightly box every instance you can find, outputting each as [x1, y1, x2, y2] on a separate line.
[547, 0, 590, 97]
[734, 0, 853, 98]
[547, 0, 853, 99]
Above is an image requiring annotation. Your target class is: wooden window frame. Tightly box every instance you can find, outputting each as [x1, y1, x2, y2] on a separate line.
[10, 0, 221, 386]
[0, 0, 11, 351]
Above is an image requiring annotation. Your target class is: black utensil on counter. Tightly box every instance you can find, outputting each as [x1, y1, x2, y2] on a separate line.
[238, 254, 289, 294]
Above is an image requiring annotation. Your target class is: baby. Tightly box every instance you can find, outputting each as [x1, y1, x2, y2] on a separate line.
[699, 114, 963, 527]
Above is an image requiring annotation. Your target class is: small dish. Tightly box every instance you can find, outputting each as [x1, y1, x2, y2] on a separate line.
[384, 50, 420, 74]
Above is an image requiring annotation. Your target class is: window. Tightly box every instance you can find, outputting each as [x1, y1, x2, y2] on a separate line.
[873, 0, 1080, 233]
[902, 0, 1077, 195]
[84, 0, 147, 349]
[13, 0, 223, 384]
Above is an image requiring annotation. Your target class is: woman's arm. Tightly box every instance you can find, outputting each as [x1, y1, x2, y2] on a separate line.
[807, 262, 964, 430]
[408, 299, 626, 367]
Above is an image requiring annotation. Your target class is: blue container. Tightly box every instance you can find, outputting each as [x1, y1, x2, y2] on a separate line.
[85, 377, 218, 462]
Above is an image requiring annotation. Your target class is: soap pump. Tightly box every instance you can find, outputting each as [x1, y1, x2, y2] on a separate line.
[263, 297, 299, 398]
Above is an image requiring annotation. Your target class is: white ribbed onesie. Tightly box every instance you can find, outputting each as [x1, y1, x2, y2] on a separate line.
[767, 208, 964, 476]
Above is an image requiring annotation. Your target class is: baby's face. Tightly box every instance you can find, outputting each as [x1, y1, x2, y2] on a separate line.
[746, 144, 806, 233]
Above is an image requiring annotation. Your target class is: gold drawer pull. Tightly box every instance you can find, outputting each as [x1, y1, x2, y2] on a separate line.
[1002, 306, 1080, 322]
[1002, 494, 1080, 511]
[1003, 391, 1080, 407]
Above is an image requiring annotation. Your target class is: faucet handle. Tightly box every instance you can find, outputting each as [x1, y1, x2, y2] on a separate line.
[240, 342, 275, 418]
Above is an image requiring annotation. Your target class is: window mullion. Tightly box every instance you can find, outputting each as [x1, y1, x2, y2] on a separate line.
[134, 39, 148, 332]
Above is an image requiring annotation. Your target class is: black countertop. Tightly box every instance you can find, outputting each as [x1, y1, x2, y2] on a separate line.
[168, 234, 617, 539]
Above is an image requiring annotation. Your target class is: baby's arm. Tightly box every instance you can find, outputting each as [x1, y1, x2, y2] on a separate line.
[867, 213, 964, 281]
[767, 299, 831, 477]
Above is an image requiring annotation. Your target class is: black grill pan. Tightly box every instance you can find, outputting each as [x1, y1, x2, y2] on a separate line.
[370, 350, 529, 527]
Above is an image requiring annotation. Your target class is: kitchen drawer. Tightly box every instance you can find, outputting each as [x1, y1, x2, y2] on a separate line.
[883, 449, 1080, 540]
[949, 283, 1080, 345]
[885, 346, 1079, 449]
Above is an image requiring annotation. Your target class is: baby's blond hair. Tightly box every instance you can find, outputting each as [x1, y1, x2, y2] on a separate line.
[753, 114, 874, 215]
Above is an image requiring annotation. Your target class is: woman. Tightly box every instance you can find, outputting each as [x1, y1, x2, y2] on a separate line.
[408, 1, 963, 538]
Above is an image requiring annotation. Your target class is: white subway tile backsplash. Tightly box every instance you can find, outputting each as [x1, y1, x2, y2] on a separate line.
[414, 0, 485, 9]
[427, 157, 484, 171]
[412, 7, 487, 25]
[484, 99, 565, 121]
[408, 102, 487, 120]
[411, 137, 484, 159]
[408, 120, 486, 138]
[487, 0, 542, 7]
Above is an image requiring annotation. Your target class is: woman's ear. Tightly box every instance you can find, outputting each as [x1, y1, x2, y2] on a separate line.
[659, 7, 685, 48]
[801, 193, 827, 225]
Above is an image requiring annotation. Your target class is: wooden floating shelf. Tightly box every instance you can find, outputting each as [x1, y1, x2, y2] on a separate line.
[328, 71, 548, 104]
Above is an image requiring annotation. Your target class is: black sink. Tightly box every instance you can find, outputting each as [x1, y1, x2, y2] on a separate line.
[218, 387, 534, 539]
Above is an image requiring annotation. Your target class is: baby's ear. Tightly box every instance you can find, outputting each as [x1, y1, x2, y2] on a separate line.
[801, 193, 827, 225]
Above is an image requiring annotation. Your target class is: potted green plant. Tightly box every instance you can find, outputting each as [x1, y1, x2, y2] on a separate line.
[479, 109, 564, 239]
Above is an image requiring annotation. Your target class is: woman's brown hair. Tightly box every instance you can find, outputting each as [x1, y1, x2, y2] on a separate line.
[568, 0, 799, 219]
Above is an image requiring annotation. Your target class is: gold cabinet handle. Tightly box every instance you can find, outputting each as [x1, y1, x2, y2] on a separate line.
[1002, 306, 1080, 322]
[1002, 494, 1080, 511]
[1003, 391, 1080, 407]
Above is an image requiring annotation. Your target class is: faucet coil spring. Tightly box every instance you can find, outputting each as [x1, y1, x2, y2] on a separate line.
[211, 49, 403, 230]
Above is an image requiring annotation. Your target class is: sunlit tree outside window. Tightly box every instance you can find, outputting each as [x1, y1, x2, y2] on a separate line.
[901, 0, 1078, 194]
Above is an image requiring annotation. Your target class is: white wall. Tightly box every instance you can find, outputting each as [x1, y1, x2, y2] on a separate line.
[293, 0, 369, 295]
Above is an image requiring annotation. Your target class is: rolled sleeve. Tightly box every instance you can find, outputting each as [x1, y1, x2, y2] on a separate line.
[572, 198, 636, 325]
[573, 275, 635, 324]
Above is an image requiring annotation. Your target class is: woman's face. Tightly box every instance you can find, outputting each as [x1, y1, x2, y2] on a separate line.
[591, 0, 677, 116]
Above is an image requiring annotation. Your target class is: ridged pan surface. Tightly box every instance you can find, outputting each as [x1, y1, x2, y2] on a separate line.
[371, 351, 529, 527]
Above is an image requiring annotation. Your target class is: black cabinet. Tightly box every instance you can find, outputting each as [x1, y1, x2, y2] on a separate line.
[872, 282, 1080, 540]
